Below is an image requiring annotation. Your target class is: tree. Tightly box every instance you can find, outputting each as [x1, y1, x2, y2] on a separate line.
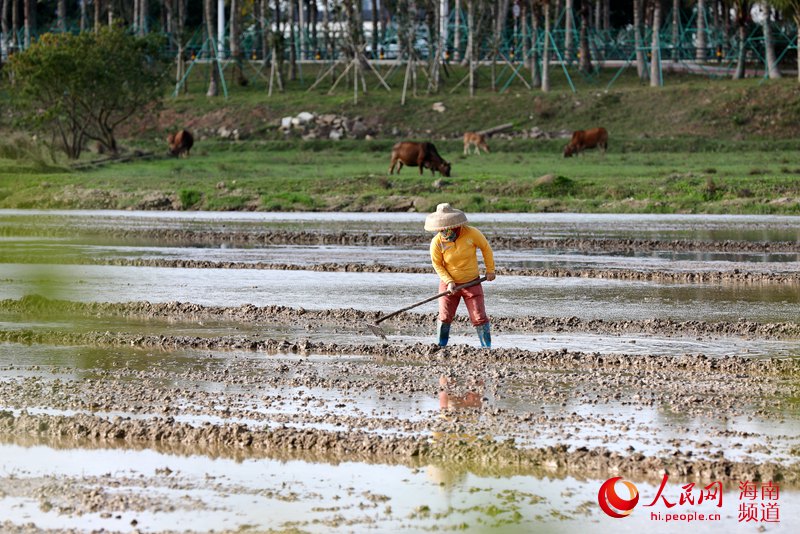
[205, 0, 219, 96]
[650, 0, 662, 86]
[634, 0, 647, 79]
[731, 0, 752, 79]
[6, 27, 168, 159]
[762, 5, 781, 79]
[770, 0, 800, 80]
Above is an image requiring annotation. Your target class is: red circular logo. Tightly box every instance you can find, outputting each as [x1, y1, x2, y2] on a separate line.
[598, 477, 639, 518]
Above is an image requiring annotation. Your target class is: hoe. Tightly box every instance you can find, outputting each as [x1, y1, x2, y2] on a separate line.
[367, 277, 487, 339]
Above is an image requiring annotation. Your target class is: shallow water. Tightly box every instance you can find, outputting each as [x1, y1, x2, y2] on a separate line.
[2, 263, 799, 323]
[1, 343, 798, 464]
[3, 209, 800, 242]
[0, 441, 798, 533]
[4, 239, 800, 271]
[2, 209, 799, 532]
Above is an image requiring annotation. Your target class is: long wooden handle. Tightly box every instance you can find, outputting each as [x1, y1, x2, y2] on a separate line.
[375, 276, 488, 325]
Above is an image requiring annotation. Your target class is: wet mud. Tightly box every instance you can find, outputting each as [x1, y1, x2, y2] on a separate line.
[5, 226, 800, 253]
[4, 297, 800, 340]
[2, 213, 800, 531]
[4, 257, 800, 285]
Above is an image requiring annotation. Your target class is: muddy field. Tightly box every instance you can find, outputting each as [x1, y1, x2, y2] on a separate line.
[0, 211, 799, 533]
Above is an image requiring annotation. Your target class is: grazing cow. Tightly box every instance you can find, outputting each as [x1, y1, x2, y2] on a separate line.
[167, 129, 194, 158]
[463, 131, 490, 155]
[389, 141, 451, 177]
[563, 127, 608, 158]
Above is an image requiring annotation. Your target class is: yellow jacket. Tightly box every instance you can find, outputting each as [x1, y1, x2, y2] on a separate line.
[430, 226, 495, 285]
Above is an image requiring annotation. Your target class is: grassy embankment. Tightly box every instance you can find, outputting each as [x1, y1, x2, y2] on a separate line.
[1, 66, 799, 213]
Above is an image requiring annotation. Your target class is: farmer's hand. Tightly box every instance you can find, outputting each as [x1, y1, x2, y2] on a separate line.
[447, 282, 456, 294]
[485, 272, 496, 281]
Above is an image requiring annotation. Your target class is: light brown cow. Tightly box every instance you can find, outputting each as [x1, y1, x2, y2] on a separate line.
[563, 127, 608, 158]
[463, 132, 490, 155]
[167, 129, 194, 158]
[389, 141, 451, 177]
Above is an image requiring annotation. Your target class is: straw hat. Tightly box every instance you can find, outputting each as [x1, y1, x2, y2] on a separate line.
[424, 203, 468, 231]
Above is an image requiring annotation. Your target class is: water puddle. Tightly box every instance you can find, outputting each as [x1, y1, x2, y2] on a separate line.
[2, 264, 799, 322]
[0, 440, 798, 533]
[1, 343, 798, 464]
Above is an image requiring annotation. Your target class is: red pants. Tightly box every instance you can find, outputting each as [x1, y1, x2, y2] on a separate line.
[438, 279, 489, 326]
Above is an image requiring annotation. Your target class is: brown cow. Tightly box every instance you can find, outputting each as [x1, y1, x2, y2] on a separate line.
[563, 127, 608, 158]
[167, 129, 194, 158]
[389, 141, 451, 177]
[463, 131, 490, 155]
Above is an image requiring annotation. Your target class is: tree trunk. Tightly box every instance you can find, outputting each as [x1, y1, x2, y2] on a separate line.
[11, 0, 18, 50]
[288, 0, 297, 80]
[795, 14, 800, 83]
[491, 0, 499, 91]
[311, 1, 318, 56]
[371, 0, 378, 58]
[650, 0, 662, 86]
[763, 9, 781, 79]
[23, 0, 29, 48]
[323, 0, 332, 61]
[468, 0, 475, 96]
[142, 0, 150, 34]
[530, 2, 540, 87]
[542, 0, 550, 92]
[603, 0, 610, 30]
[696, 0, 706, 61]
[58, 0, 66, 32]
[565, 0, 574, 61]
[1, 0, 8, 57]
[299, 0, 307, 60]
[94, 0, 101, 32]
[578, 3, 592, 73]
[231, 0, 249, 86]
[454, 0, 461, 61]
[259, 0, 269, 61]
[733, 19, 746, 79]
[271, 0, 285, 92]
[205, 0, 219, 96]
[79, 0, 87, 31]
[671, 0, 679, 60]
[634, 0, 647, 79]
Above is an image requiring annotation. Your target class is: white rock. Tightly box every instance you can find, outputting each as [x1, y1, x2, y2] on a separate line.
[296, 111, 315, 124]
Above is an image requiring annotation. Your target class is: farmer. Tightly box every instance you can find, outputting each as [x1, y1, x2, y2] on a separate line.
[424, 203, 496, 348]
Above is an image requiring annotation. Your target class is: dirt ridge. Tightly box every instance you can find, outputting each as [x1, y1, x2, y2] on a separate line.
[4, 296, 800, 340]
[4, 257, 800, 285]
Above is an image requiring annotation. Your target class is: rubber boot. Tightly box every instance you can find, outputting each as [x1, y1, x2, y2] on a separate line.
[437, 321, 451, 347]
[476, 323, 492, 348]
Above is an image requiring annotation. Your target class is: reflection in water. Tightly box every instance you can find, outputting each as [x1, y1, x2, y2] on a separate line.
[3, 210, 800, 243]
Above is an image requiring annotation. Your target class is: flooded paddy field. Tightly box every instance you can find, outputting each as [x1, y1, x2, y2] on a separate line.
[1, 210, 799, 532]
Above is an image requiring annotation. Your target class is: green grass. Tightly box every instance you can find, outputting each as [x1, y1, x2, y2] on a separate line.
[2, 140, 799, 213]
[3, 64, 800, 213]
